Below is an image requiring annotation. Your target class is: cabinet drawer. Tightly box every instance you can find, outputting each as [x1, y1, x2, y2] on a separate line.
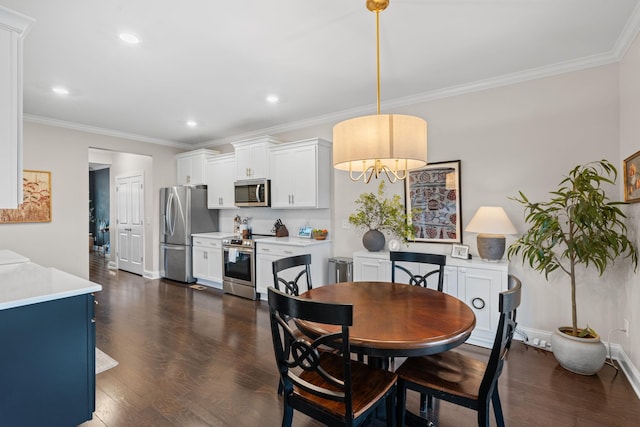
[256, 244, 304, 258]
[193, 237, 221, 248]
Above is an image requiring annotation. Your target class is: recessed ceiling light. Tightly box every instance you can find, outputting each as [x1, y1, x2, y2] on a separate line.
[266, 94, 279, 104]
[186, 120, 197, 128]
[52, 86, 69, 95]
[119, 33, 140, 44]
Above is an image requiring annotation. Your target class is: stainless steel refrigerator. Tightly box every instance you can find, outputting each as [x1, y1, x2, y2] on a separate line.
[160, 185, 218, 282]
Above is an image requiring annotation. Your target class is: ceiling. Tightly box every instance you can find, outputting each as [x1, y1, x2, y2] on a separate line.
[4, 0, 640, 149]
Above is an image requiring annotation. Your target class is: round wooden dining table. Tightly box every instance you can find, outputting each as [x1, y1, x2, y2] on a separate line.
[296, 281, 476, 359]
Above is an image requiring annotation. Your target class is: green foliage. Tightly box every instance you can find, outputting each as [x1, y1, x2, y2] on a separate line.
[348, 181, 416, 243]
[507, 160, 638, 336]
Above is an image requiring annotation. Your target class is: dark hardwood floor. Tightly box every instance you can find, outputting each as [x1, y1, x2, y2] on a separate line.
[82, 252, 640, 426]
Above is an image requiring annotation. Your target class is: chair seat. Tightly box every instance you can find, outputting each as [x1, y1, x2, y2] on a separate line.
[396, 350, 487, 403]
[293, 352, 398, 420]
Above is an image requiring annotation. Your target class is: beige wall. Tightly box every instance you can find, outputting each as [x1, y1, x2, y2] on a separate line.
[620, 31, 640, 370]
[0, 121, 181, 278]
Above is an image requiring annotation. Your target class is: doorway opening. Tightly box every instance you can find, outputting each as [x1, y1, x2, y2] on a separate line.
[89, 164, 110, 257]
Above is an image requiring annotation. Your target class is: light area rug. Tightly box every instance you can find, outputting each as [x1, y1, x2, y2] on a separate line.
[96, 348, 118, 374]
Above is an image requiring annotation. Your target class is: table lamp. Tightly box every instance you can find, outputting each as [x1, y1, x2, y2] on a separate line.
[465, 206, 517, 261]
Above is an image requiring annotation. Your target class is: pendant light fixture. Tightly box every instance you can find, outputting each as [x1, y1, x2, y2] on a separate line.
[333, 0, 427, 183]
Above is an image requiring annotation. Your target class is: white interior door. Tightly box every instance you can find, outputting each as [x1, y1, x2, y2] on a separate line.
[116, 173, 144, 275]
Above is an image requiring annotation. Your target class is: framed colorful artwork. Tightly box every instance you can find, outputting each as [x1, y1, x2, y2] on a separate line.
[405, 160, 461, 243]
[624, 150, 640, 203]
[0, 170, 52, 223]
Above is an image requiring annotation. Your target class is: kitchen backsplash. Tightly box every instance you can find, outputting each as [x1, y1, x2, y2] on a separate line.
[218, 208, 331, 236]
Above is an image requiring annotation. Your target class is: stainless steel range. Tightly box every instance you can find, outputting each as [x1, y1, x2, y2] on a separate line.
[222, 237, 258, 300]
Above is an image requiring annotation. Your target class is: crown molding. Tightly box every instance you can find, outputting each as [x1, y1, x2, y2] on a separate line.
[612, 0, 640, 60]
[24, 114, 188, 149]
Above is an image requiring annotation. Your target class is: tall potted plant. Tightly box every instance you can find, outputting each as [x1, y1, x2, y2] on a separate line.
[508, 159, 637, 375]
[349, 181, 415, 251]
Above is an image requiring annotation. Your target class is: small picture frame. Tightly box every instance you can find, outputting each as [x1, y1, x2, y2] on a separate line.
[297, 226, 313, 238]
[451, 244, 470, 259]
[624, 150, 640, 203]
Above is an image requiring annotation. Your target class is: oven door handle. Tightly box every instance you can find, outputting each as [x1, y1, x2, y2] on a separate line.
[223, 246, 254, 255]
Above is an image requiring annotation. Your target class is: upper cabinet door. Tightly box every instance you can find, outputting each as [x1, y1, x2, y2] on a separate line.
[269, 138, 332, 209]
[175, 149, 219, 186]
[0, 7, 34, 208]
[206, 154, 236, 209]
[231, 136, 281, 180]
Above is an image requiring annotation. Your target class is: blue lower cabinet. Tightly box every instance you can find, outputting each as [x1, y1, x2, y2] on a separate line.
[0, 293, 96, 426]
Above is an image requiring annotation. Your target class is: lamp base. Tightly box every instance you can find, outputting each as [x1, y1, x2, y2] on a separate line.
[476, 234, 506, 262]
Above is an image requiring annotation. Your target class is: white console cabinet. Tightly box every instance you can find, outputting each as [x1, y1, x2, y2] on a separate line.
[352, 250, 508, 348]
[0, 7, 33, 208]
[192, 234, 224, 286]
[176, 149, 219, 186]
[256, 238, 331, 300]
[269, 138, 331, 209]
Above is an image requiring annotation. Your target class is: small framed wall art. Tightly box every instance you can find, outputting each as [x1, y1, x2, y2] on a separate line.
[405, 160, 462, 243]
[450, 244, 470, 259]
[624, 150, 640, 203]
[0, 170, 52, 224]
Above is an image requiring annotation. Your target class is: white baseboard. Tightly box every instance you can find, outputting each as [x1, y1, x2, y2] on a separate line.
[516, 326, 640, 399]
[611, 343, 640, 399]
[144, 269, 160, 279]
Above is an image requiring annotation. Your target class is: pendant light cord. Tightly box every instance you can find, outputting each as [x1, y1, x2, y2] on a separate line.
[375, 9, 381, 115]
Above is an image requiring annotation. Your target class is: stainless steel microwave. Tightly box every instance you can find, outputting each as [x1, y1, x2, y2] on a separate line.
[234, 179, 270, 207]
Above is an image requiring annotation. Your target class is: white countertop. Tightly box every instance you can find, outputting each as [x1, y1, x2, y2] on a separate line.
[0, 261, 102, 310]
[256, 236, 331, 247]
[0, 249, 30, 265]
[192, 231, 234, 239]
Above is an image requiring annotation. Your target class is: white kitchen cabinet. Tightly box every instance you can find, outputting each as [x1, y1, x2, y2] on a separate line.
[232, 136, 280, 180]
[0, 7, 33, 209]
[175, 149, 219, 186]
[270, 138, 331, 209]
[206, 154, 236, 209]
[352, 250, 508, 348]
[255, 238, 331, 300]
[192, 235, 223, 285]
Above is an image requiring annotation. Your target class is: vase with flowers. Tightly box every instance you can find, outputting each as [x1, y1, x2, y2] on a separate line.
[348, 181, 415, 251]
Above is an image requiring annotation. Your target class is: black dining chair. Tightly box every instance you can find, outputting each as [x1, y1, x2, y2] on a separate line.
[395, 275, 522, 427]
[272, 254, 312, 296]
[272, 254, 314, 395]
[390, 251, 446, 291]
[268, 287, 398, 427]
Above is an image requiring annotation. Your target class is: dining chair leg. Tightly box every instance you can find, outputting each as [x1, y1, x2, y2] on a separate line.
[396, 379, 407, 427]
[386, 386, 396, 427]
[282, 402, 293, 427]
[492, 388, 505, 427]
[277, 379, 283, 395]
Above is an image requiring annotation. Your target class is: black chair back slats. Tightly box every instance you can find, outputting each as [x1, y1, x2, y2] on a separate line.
[390, 251, 446, 291]
[272, 254, 312, 296]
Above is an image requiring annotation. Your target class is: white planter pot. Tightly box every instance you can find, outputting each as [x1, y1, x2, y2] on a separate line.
[550, 327, 606, 375]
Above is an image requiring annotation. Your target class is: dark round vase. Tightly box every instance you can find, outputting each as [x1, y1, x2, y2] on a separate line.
[362, 229, 385, 252]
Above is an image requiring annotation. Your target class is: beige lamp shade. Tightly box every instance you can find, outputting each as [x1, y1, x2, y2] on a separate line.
[333, 114, 427, 172]
[465, 206, 517, 236]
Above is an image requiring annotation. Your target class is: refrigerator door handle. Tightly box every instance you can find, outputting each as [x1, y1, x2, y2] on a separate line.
[167, 192, 175, 236]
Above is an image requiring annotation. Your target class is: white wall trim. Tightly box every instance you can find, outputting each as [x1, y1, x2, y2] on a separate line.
[144, 269, 160, 280]
[517, 326, 640, 399]
[612, 0, 640, 60]
[24, 114, 188, 148]
[614, 344, 640, 400]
